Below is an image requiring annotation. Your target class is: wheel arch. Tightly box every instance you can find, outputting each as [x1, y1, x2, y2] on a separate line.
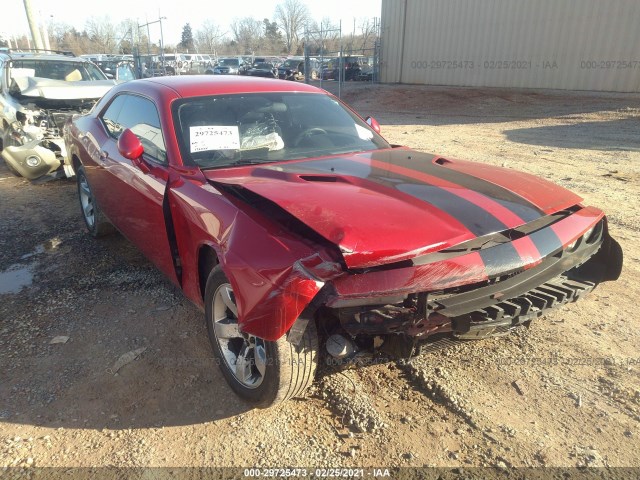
[71, 153, 82, 172]
[197, 243, 219, 301]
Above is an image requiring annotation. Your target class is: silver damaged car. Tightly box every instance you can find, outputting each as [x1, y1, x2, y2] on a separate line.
[0, 50, 115, 180]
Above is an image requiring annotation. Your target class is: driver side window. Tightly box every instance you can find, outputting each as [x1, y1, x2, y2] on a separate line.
[100, 94, 167, 164]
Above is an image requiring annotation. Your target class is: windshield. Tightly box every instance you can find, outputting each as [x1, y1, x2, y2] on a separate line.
[173, 92, 389, 169]
[10, 59, 108, 81]
[219, 59, 239, 67]
[282, 59, 301, 67]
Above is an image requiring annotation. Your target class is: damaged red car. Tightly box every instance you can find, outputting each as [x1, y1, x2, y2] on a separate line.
[64, 76, 623, 407]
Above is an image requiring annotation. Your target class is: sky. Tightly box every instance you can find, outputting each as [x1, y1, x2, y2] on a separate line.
[3, 0, 382, 47]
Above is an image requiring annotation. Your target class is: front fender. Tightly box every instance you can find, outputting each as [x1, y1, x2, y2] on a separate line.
[168, 177, 342, 341]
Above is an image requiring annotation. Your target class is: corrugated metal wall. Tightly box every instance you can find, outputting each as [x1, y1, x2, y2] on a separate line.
[381, 0, 640, 92]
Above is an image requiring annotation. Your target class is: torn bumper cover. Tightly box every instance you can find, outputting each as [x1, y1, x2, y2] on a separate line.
[326, 213, 622, 340]
[229, 204, 622, 344]
[3, 76, 114, 180]
[2, 136, 67, 179]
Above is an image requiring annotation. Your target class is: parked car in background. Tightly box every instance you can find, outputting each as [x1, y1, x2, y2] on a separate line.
[162, 54, 191, 75]
[277, 57, 320, 80]
[0, 49, 115, 180]
[183, 54, 211, 74]
[244, 62, 278, 78]
[138, 55, 160, 77]
[210, 57, 245, 75]
[320, 58, 338, 80]
[94, 58, 138, 82]
[321, 55, 368, 81]
[355, 58, 376, 81]
[240, 57, 282, 75]
[200, 54, 214, 68]
[64, 75, 622, 408]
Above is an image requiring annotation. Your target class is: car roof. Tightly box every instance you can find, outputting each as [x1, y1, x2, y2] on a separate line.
[151, 75, 318, 93]
[1, 50, 82, 62]
[124, 75, 323, 98]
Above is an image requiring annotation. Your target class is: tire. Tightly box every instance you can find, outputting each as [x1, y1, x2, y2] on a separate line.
[76, 165, 114, 237]
[205, 266, 318, 408]
[311, 69, 318, 80]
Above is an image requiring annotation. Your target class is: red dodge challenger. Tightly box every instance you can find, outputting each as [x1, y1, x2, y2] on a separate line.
[64, 76, 623, 407]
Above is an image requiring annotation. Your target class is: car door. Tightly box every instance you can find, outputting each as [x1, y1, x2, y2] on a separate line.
[91, 93, 179, 285]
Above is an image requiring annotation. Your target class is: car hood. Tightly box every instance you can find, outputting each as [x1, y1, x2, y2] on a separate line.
[10, 76, 115, 103]
[205, 149, 582, 268]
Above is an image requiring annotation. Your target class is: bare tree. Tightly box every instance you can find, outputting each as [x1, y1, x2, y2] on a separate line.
[358, 17, 378, 54]
[48, 20, 73, 48]
[230, 17, 263, 55]
[116, 19, 137, 54]
[274, 0, 309, 54]
[85, 16, 118, 53]
[195, 20, 225, 54]
[306, 17, 340, 55]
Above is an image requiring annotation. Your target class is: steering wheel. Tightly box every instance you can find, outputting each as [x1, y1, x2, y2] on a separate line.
[293, 127, 328, 146]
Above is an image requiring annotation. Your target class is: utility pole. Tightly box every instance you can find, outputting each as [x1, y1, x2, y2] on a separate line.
[138, 16, 166, 75]
[40, 13, 51, 51]
[22, 0, 44, 50]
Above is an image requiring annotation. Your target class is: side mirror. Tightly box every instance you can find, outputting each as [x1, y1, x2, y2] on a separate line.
[117, 128, 150, 174]
[365, 116, 381, 135]
[117, 128, 143, 159]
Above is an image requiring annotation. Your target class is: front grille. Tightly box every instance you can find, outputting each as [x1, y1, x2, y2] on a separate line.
[452, 275, 596, 339]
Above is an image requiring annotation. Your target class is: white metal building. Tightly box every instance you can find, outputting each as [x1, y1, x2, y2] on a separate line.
[380, 0, 640, 92]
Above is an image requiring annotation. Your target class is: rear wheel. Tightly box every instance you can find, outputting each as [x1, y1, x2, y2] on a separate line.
[77, 165, 114, 237]
[205, 266, 318, 408]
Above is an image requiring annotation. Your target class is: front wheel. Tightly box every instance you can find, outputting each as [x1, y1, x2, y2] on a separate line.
[205, 267, 318, 408]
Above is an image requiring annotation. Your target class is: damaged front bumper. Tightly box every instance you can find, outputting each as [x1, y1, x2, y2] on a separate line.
[2, 136, 69, 179]
[318, 211, 623, 348]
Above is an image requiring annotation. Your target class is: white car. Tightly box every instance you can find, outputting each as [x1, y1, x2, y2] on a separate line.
[0, 50, 115, 180]
[161, 54, 191, 75]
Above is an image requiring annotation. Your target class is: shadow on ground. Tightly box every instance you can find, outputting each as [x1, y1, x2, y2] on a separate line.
[504, 118, 640, 151]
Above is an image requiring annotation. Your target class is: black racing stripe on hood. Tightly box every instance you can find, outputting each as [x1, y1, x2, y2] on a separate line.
[479, 242, 524, 278]
[395, 183, 507, 236]
[528, 226, 563, 258]
[387, 154, 543, 223]
[274, 157, 509, 237]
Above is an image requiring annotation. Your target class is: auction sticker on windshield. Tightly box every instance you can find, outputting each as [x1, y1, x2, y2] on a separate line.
[190, 125, 240, 152]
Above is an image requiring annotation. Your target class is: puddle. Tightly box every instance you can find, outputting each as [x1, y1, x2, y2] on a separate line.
[20, 237, 62, 260]
[1, 238, 61, 294]
[0, 263, 34, 294]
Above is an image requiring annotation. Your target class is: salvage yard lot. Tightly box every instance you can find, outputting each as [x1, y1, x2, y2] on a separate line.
[0, 83, 638, 469]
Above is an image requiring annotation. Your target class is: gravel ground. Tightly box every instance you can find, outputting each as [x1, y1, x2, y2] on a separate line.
[0, 82, 638, 475]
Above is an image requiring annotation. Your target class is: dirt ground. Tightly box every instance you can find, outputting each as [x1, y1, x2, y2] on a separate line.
[1, 82, 639, 475]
